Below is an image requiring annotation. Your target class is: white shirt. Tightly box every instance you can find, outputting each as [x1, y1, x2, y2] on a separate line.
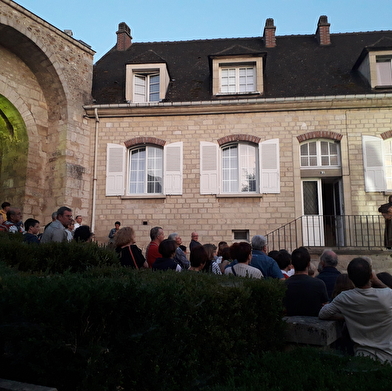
[319, 287, 392, 363]
[225, 263, 263, 279]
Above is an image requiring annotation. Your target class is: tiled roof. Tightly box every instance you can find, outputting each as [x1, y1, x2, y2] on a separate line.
[92, 30, 392, 104]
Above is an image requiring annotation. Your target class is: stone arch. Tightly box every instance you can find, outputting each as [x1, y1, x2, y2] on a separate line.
[0, 95, 29, 207]
[124, 137, 166, 148]
[217, 134, 261, 146]
[296, 131, 343, 143]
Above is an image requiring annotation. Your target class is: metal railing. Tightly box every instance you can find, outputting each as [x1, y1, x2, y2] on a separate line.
[266, 215, 385, 252]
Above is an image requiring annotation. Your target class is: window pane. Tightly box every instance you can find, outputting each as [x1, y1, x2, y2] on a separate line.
[308, 142, 317, 155]
[149, 74, 160, 102]
[130, 148, 146, 193]
[239, 144, 257, 192]
[147, 146, 163, 193]
[300, 144, 308, 156]
[222, 145, 238, 192]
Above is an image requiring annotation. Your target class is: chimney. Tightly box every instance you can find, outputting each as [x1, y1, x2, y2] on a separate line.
[116, 22, 132, 51]
[263, 18, 276, 48]
[315, 15, 331, 46]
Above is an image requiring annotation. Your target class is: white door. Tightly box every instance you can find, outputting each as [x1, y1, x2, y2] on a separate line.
[302, 179, 324, 246]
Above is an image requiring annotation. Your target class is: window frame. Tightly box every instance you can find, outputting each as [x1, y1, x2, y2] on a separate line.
[211, 56, 264, 96]
[106, 142, 183, 197]
[300, 139, 341, 169]
[125, 63, 170, 103]
[357, 50, 392, 89]
[200, 138, 279, 195]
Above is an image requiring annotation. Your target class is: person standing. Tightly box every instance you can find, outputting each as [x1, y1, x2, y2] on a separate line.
[378, 197, 392, 249]
[40, 206, 73, 243]
[23, 218, 40, 244]
[146, 226, 165, 268]
[0, 202, 10, 222]
[74, 215, 83, 230]
[0, 207, 23, 233]
[108, 221, 121, 246]
[189, 232, 201, 253]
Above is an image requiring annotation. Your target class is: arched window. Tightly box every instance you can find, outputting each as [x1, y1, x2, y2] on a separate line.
[129, 145, 163, 194]
[300, 140, 340, 168]
[106, 141, 183, 196]
[222, 143, 257, 193]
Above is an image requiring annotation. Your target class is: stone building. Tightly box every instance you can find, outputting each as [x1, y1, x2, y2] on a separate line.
[2, 0, 392, 249]
[0, 0, 94, 221]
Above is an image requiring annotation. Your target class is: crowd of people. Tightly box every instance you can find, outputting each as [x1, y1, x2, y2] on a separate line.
[2, 201, 392, 364]
[0, 203, 93, 243]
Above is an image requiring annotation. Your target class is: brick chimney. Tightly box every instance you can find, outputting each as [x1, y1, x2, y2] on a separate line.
[116, 22, 132, 51]
[315, 15, 331, 46]
[263, 18, 276, 48]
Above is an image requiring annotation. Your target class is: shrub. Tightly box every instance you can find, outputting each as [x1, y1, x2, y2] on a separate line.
[0, 268, 286, 391]
[0, 233, 119, 273]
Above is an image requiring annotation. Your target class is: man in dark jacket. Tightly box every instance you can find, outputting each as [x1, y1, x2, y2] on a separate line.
[316, 249, 341, 300]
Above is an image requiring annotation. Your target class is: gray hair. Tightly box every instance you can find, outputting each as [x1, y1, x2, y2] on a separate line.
[319, 249, 338, 267]
[168, 232, 178, 241]
[251, 235, 267, 250]
[150, 226, 163, 241]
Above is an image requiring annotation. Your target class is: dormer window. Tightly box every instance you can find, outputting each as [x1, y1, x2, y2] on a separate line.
[134, 73, 160, 102]
[355, 48, 392, 89]
[211, 55, 263, 96]
[125, 63, 170, 103]
[220, 65, 256, 94]
[376, 56, 392, 86]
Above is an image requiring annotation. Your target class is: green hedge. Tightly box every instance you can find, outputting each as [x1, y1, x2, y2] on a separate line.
[0, 232, 119, 273]
[0, 266, 286, 391]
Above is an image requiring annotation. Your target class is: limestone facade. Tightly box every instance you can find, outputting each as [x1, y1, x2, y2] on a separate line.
[0, 0, 94, 222]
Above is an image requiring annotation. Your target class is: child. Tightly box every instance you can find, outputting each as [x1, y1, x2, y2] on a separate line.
[23, 218, 40, 244]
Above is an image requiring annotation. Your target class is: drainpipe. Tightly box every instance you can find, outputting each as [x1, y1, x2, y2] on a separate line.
[91, 108, 99, 234]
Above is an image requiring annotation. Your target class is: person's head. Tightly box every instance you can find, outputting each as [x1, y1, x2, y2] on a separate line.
[1, 202, 10, 212]
[56, 206, 73, 228]
[115, 221, 121, 229]
[51, 212, 58, 221]
[6, 207, 22, 223]
[114, 227, 135, 248]
[191, 232, 199, 241]
[203, 243, 217, 261]
[378, 203, 392, 220]
[217, 241, 229, 256]
[190, 245, 208, 269]
[230, 242, 252, 263]
[332, 273, 355, 299]
[24, 218, 40, 234]
[268, 250, 279, 261]
[67, 220, 75, 231]
[276, 250, 292, 271]
[75, 215, 82, 224]
[158, 239, 177, 258]
[291, 247, 311, 272]
[150, 226, 164, 243]
[319, 249, 338, 268]
[168, 232, 182, 246]
[74, 225, 93, 242]
[377, 272, 392, 288]
[347, 257, 372, 288]
[221, 246, 232, 261]
[251, 235, 267, 251]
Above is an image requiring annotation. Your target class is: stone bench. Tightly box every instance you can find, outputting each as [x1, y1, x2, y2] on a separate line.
[283, 316, 343, 347]
[0, 379, 57, 391]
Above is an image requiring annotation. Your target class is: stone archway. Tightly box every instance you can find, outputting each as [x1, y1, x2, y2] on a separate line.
[0, 95, 28, 207]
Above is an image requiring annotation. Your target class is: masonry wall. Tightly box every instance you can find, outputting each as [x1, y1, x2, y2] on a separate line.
[0, 0, 94, 224]
[92, 98, 392, 249]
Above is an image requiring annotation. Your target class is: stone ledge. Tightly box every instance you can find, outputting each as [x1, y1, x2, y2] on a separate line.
[283, 316, 343, 346]
[0, 379, 57, 391]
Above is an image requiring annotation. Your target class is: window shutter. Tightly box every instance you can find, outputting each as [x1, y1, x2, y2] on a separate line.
[164, 142, 183, 195]
[200, 141, 218, 194]
[363, 135, 386, 192]
[134, 74, 146, 102]
[106, 143, 126, 196]
[260, 138, 280, 193]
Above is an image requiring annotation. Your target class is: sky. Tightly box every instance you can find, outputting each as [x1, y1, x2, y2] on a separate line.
[15, 0, 392, 62]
